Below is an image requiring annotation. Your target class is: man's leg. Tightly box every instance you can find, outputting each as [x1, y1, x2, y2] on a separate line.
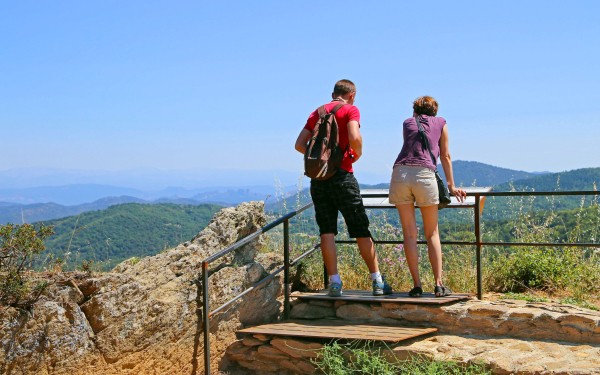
[320, 233, 338, 276]
[356, 236, 378, 273]
[321, 233, 342, 296]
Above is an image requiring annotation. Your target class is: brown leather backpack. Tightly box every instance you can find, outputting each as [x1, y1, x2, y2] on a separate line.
[303, 103, 346, 180]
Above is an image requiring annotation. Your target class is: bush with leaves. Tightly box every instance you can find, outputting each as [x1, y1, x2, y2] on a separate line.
[0, 223, 54, 308]
[312, 341, 492, 375]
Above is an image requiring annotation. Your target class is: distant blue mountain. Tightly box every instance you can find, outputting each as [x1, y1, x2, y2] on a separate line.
[0, 188, 294, 224]
[2, 161, 590, 225]
[0, 184, 146, 205]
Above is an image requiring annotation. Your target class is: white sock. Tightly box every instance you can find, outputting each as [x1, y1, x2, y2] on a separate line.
[371, 272, 383, 284]
[329, 274, 341, 284]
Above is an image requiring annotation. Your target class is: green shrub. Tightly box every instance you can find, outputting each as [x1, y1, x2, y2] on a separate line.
[0, 223, 54, 308]
[487, 247, 580, 292]
[313, 341, 492, 374]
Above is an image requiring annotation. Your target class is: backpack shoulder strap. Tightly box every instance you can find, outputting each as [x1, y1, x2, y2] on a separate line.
[330, 102, 346, 114]
[415, 116, 438, 168]
[317, 102, 346, 118]
[317, 105, 327, 118]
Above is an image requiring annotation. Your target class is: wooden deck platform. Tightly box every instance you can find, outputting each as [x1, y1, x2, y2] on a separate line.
[238, 319, 437, 342]
[292, 290, 472, 305]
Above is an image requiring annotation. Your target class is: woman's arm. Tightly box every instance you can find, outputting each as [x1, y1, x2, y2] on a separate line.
[439, 125, 467, 202]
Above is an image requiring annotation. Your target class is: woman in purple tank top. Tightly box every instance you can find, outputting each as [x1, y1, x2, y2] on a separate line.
[389, 96, 467, 297]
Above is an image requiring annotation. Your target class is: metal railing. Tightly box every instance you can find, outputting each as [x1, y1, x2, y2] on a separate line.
[198, 202, 316, 375]
[198, 189, 600, 374]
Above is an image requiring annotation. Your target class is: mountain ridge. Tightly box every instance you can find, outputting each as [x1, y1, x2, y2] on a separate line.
[2, 161, 598, 225]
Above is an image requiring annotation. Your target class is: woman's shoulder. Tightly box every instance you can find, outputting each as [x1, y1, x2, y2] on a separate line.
[431, 116, 446, 126]
[402, 117, 416, 125]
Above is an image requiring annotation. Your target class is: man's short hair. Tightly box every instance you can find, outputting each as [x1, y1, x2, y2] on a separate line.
[333, 79, 356, 96]
[413, 96, 438, 116]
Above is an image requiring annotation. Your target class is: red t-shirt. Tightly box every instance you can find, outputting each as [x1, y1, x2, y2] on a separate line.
[303, 101, 360, 173]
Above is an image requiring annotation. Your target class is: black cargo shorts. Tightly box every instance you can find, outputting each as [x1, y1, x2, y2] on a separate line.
[310, 169, 371, 238]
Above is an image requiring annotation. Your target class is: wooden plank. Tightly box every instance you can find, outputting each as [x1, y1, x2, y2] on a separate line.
[291, 290, 471, 305]
[239, 320, 437, 342]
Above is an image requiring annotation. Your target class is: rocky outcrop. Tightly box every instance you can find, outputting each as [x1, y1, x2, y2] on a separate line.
[0, 201, 282, 375]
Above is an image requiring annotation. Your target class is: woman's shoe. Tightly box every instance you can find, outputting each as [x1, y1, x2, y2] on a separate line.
[408, 286, 423, 297]
[434, 285, 452, 297]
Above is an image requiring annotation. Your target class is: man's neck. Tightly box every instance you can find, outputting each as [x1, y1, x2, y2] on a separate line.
[332, 97, 346, 103]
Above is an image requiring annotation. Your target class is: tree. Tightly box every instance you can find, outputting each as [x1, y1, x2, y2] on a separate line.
[0, 223, 54, 308]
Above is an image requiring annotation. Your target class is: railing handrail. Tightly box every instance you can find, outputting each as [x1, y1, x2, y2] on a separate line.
[202, 202, 314, 264]
[200, 189, 599, 374]
[361, 190, 599, 198]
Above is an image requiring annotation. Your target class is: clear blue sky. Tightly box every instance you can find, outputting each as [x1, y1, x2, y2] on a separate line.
[1, 1, 599, 186]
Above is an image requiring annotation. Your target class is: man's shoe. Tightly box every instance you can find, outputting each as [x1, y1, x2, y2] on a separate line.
[328, 282, 343, 297]
[372, 278, 393, 296]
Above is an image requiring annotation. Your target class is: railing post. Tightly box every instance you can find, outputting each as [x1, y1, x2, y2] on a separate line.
[474, 194, 482, 300]
[283, 219, 290, 320]
[202, 261, 210, 375]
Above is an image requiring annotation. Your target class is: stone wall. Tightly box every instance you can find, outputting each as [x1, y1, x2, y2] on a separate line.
[225, 297, 600, 374]
[289, 298, 600, 344]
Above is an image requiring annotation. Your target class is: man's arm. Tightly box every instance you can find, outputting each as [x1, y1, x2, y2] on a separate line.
[295, 128, 312, 154]
[347, 120, 362, 162]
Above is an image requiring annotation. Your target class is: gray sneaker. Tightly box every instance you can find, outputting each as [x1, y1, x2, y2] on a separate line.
[328, 282, 343, 297]
[372, 278, 393, 296]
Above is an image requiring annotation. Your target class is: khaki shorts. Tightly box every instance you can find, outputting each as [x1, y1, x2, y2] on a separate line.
[389, 165, 439, 207]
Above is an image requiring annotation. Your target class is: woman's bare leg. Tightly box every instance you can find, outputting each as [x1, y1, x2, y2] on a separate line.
[396, 204, 421, 288]
[419, 205, 443, 286]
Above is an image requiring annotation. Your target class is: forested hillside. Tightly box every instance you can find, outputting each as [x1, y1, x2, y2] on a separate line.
[494, 167, 600, 191]
[0, 196, 146, 224]
[36, 203, 222, 271]
[438, 160, 540, 187]
[18, 165, 598, 273]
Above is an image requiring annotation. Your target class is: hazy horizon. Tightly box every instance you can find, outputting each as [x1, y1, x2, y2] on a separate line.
[0, 159, 565, 191]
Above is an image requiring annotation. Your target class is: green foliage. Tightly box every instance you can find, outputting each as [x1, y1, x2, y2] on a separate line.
[501, 292, 549, 303]
[313, 341, 492, 375]
[559, 297, 599, 311]
[487, 247, 580, 292]
[313, 341, 401, 375]
[37, 203, 222, 271]
[486, 195, 600, 296]
[0, 223, 54, 307]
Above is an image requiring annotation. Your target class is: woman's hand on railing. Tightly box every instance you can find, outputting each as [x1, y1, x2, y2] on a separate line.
[450, 186, 467, 203]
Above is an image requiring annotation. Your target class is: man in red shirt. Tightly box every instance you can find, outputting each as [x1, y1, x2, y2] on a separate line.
[295, 79, 392, 297]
